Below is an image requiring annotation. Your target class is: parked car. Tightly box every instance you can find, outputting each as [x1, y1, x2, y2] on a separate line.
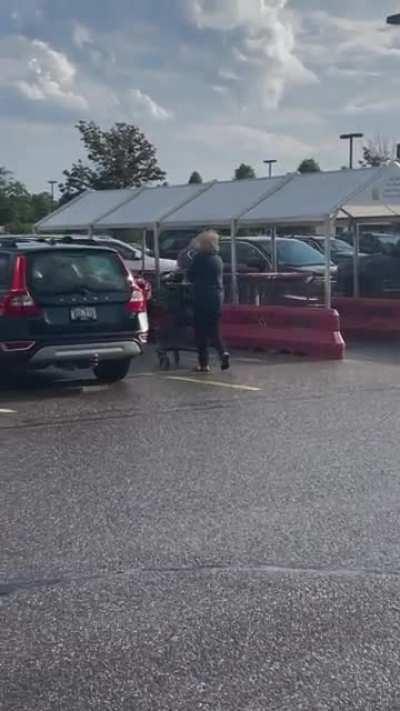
[40, 234, 177, 274]
[341, 231, 400, 256]
[0, 237, 148, 381]
[338, 252, 400, 297]
[159, 231, 199, 260]
[219, 236, 337, 277]
[294, 235, 365, 265]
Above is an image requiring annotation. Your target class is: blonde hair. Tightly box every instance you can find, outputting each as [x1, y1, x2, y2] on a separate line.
[196, 230, 220, 254]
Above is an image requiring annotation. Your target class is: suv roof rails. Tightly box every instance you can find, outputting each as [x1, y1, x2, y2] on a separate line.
[0, 235, 40, 248]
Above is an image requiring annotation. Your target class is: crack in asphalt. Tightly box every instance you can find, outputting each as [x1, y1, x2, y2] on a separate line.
[2, 561, 400, 599]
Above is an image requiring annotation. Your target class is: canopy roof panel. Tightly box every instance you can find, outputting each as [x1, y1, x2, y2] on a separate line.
[36, 188, 139, 232]
[240, 168, 384, 225]
[95, 183, 207, 229]
[341, 162, 400, 219]
[162, 176, 289, 227]
[36, 164, 400, 234]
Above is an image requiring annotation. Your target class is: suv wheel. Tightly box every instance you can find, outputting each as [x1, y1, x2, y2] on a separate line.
[93, 358, 131, 383]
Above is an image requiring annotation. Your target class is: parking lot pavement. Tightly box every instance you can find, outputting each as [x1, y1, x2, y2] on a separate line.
[3, 344, 400, 709]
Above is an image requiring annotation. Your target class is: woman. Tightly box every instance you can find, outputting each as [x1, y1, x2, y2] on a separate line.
[188, 230, 230, 373]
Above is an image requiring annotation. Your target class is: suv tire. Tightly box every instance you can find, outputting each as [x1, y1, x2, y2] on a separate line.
[94, 358, 131, 383]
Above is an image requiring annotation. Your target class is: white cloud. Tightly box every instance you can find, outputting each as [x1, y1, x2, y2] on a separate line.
[184, 0, 317, 108]
[344, 96, 400, 115]
[73, 23, 93, 49]
[129, 89, 173, 121]
[218, 69, 240, 82]
[299, 10, 400, 67]
[0, 35, 87, 110]
[326, 66, 381, 80]
[211, 84, 229, 94]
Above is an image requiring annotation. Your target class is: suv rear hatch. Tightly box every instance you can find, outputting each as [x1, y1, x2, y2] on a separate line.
[28, 247, 145, 339]
[0, 247, 146, 346]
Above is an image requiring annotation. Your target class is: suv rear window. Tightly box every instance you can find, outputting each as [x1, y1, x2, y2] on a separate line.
[28, 250, 128, 295]
[0, 254, 10, 289]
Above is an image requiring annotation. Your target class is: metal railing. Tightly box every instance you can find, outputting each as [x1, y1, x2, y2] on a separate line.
[140, 270, 326, 308]
[223, 273, 325, 307]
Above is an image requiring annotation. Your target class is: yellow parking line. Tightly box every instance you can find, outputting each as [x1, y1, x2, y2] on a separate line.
[165, 377, 261, 392]
[0, 408, 16, 414]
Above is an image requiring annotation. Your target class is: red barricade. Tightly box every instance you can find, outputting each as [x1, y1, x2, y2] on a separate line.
[221, 305, 345, 359]
[333, 297, 400, 338]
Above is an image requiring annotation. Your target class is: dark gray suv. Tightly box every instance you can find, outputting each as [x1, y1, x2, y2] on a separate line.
[0, 237, 148, 382]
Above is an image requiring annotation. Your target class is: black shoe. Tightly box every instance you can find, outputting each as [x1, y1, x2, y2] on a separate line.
[221, 353, 230, 371]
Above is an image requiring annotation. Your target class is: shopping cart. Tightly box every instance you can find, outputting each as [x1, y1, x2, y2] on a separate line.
[155, 274, 196, 370]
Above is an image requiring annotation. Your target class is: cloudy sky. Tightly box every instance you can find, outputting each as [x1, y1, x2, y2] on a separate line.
[0, 0, 399, 193]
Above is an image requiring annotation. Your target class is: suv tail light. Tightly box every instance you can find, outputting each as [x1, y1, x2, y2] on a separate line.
[125, 286, 146, 314]
[0, 255, 42, 318]
[135, 276, 152, 302]
[118, 259, 147, 315]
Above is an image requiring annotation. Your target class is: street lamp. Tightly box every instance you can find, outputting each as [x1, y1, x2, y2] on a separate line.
[263, 159, 277, 178]
[340, 133, 364, 169]
[387, 13, 400, 24]
[48, 180, 57, 202]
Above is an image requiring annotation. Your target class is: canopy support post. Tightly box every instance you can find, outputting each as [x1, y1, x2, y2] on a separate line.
[324, 218, 335, 309]
[142, 229, 146, 273]
[353, 221, 360, 298]
[153, 223, 161, 292]
[271, 225, 278, 272]
[230, 220, 239, 305]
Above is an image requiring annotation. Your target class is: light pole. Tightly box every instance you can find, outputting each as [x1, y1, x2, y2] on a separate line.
[48, 180, 57, 203]
[340, 133, 364, 169]
[387, 12, 400, 24]
[263, 159, 277, 178]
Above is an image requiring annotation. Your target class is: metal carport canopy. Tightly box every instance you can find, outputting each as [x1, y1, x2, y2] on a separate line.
[160, 176, 291, 228]
[238, 166, 387, 226]
[94, 183, 209, 230]
[338, 161, 400, 221]
[36, 188, 142, 233]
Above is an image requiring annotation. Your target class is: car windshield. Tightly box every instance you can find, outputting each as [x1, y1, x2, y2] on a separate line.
[331, 239, 353, 253]
[259, 239, 323, 266]
[29, 250, 128, 295]
[376, 235, 400, 245]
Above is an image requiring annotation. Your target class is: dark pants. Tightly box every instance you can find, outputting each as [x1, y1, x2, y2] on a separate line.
[194, 308, 225, 368]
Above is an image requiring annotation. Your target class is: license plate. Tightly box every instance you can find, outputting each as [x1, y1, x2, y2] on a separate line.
[70, 306, 97, 322]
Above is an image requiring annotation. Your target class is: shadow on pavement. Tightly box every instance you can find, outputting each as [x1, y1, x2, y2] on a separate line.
[0, 368, 97, 400]
[347, 339, 400, 366]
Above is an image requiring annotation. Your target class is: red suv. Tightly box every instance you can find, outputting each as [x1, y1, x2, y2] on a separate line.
[0, 237, 148, 383]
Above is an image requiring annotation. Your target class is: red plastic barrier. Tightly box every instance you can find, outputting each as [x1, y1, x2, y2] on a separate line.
[333, 297, 400, 338]
[221, 305, 345, 359]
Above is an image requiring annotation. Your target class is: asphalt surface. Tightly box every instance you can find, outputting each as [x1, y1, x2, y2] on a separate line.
[2, 343, 400, 709]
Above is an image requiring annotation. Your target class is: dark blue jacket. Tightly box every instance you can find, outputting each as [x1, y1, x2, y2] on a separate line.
[188, 252, 224, 313]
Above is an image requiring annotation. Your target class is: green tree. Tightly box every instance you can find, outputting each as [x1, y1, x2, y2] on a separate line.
[0, 169, 31, 228]
[188, 171, 203, 184]
[359, 137, 395, 167]
[59, 121, 167, 201]
[235, 163, 256, 180]
[0, 166, 54, 231]
[297, 159, 321, 174]
[30, 192, 54, 222]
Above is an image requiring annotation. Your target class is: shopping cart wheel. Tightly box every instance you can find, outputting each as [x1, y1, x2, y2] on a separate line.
[159, 354, 170, 371]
